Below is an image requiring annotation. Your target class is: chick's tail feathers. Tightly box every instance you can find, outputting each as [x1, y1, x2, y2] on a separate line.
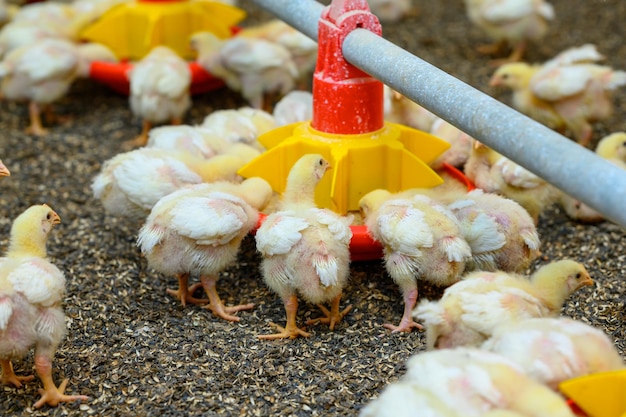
[313, 251, 339, 287]
[413, 299, 451, 349]
[442, 235, 472, 263]
[607, 70, 626, 90]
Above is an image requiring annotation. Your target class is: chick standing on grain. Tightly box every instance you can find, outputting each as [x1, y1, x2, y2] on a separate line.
[414, 259, 593, 349]
[190, 31, 297, 111]
[0, 205, 88, 408]
[481, 317, 625, 390]
[464, 0, 554, 63]
[256, 154, 353, 339]
[126, 46, 192, 148]
[359, 190, 471, 333]
[464, 141, 560, 224]
[0, 38, 117, 135]
[138, 178, 273, 319]
[490, 44, 626, 146]
[91, 146, 258, 222]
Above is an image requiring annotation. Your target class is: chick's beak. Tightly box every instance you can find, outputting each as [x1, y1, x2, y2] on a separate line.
[489, 75, 501, 87]
[0, 161, 9, 177]
[579, 272, 594, 288]
[50, 210, 61, 225]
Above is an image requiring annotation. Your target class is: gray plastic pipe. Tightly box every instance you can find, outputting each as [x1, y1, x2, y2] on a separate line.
[247, 0, 626, 228]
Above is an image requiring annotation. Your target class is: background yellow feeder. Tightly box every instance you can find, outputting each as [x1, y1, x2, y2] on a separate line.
[238, 0, 449, 214]
[559, 370, 626, 417]
[79, 0, 246, 60]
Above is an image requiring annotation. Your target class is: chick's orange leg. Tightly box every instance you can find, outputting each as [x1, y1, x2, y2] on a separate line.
[1, 359, 34, 388]
[258, 295, 311, 340]
[25, 101, 49, 136]
[306, 293, 352, 330]
[200, 275, 254, 322]
[123, 120, 151, 149]
[384, 287, 423, 333]
[33, 355, 88, 408]
[167, 273, 207, 307]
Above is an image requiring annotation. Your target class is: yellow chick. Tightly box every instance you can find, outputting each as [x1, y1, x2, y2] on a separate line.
[137, 178, 273, 319]
[464, 141, 560, 224]
[402, 348, 576, 417]
[490, 44, 626, 146]
[200, 107, 276, 151]
[0, 205, 88, 408]
[359, 189, 472, 333]
[481, 317, 625, 390]
[359, 382, 458, 417]
[256, 154, 353, 339]
[190, 31, 298, 111]
[383, 85, 437, 132]
[0, 38, 117, 135]
[145, 124, 230, 159]
[91, 147, 257, 222]
[126, 46, 192, 148]
[414, 260, 594, 349]
[464, 0, 555, 63]
[429, 117, 474, 170]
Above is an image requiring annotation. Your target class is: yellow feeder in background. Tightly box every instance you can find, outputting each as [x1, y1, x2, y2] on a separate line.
[238, 0, 449, 214]
[559, 370, 626, 417]
[79, 0, 246, 60]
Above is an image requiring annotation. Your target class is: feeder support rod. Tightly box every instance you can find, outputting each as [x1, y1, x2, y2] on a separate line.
[247, 0, 626, 229]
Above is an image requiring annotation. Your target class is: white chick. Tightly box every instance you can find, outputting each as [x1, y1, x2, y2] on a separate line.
[414, 260, 594, 349]
[481, 317, 625, 390]
[91, 147, 254, 221]
[490, 44, 626, 146]
[359, 189, 471, 333]
[256, 154, 353, 339]
[0, 20, 71, 59]
[145, 124, 230, 159]
[0, 205, 88, 408]
[201, 106, 276, 151]
[429, 117, 473, 170]
[191, 31, 298, 110]
[237, 19, 318, 86]
[402, 348, 577, 417]
[444, 189, 541, 273]
[464, 141, 560, 224]
[272, 90, 313, 127]
[126, 46, 192, 148]
[368, 0, 417, 23]
[0, 38, 117, 135]
[359, 382, 458, 417]
[464, 0, 555, 63]
[383, 85, 437, 131]
[137, 178, 273, 318]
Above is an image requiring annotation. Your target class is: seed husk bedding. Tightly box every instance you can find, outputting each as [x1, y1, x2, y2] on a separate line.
[0, 0, 624, 415]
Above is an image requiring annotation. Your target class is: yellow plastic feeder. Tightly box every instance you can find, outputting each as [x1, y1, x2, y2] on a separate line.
[559, 370, 626, 417]
[238, 0, 450, 214]
[79, 0, 246, 60]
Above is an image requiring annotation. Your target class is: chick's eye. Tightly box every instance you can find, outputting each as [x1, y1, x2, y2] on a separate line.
[575, 273, 581, 279]
[318, 159, 324, 166]
[46, 213, 51, 220]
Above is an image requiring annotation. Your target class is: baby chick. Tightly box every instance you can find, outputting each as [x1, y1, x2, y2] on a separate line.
[464, 0, 555, 63]
[200, 107, 276, 151]
[368, 0, 417, 23]
[191, 31, 297, 111]
[0, 38, 117, 135]
[91, 147, 256, 222]
[414, 259, 593, 349]
[359, 382, 458, 417]
[272, 90, 313, 127]
[490, 44, 626, 146]
[145, 124, 229, 159]
[256, 154, 353, 339]
[137, 178, 273, 319]
[444, 189, 541, 273]
[464, 141, 560, 224]
[481, 317, 625, 390]
[359, 189, 471, 333]
[126, 46, 192, 148]
[0, 205, 88, 408]
[401, 348, 577, 417]
[383, 85, 437, 132]
[429, 117, 473, 170]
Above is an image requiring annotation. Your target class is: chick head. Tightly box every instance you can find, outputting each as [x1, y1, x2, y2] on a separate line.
[8, 204, 61, 257]
[0, 159, 10, 177]
[595, 132, 626, 161]
[532, 259, 594, 299]
[288, 153, 330, 185]
[489, 63, 534, 89]
[238, 177, 274, 211]
[358, 189, 393, 218]
[189, 31, 221, 54]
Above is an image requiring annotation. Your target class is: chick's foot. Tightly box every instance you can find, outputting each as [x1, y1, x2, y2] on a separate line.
[33, 356, 88, 408]
[25, 102, 49, 136]
[201, 275, 254, 322]
[383, 287, 423, 333]
[258, 295, 310, 339]
[306, 294, 352, 330]
[167, 282, 208, 307]
[1, 360, 34, 388]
